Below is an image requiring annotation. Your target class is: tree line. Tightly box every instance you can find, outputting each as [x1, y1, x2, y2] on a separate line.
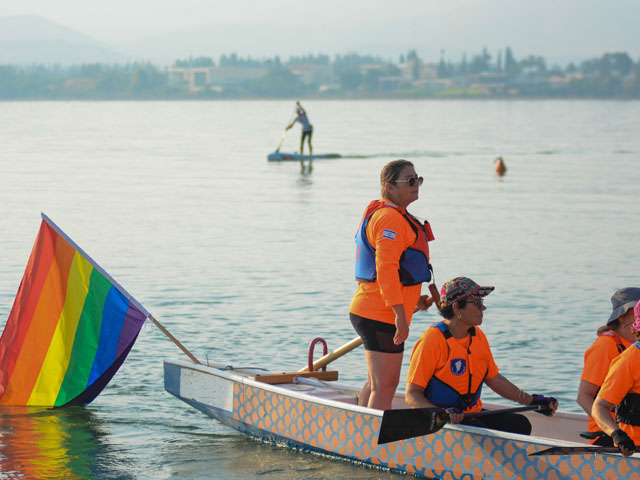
[0, 48, 638, 99]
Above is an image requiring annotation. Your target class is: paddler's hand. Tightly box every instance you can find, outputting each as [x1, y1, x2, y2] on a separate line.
[530, 394, 558, 416]
[414, 295, 435, 312]
[445, 407, 464, 424]
[612, 429, 636, 457]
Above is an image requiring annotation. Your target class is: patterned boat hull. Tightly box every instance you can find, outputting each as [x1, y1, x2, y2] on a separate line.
[164, 359, 640, 479]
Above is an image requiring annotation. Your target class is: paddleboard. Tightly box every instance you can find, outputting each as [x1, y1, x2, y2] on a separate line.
[268, 152, 342, 161]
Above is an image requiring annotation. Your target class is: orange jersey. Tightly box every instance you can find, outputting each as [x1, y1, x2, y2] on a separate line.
[581, 332, 631, 433]
[350, 200, 429, 325]
[597, 343, 640, 444]
[407, 323, 499, 413]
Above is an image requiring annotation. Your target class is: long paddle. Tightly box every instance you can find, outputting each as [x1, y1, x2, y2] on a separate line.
[377, 404, 542, 444]
[298, 337, 362, 372]
[275, 110, 296, 152]
[529, 445, 632, 456]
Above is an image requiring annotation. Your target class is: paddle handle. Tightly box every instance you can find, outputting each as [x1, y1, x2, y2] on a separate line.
[298, 337, 363, 372]
[149, 315, 202, 365]
[428, 283, 441, 311]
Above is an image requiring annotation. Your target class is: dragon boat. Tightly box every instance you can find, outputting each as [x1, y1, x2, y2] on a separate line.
[163, 347, 640, 480]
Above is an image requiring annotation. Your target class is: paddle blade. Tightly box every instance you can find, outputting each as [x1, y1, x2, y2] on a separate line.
[529, 446, 621, 456]
[377, 407, 448, 444]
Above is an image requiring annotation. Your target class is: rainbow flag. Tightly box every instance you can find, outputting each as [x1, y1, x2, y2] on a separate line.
[0, 214, 148, 406]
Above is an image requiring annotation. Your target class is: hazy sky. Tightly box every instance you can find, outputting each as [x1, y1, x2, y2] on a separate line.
[2, 0, 639, 64]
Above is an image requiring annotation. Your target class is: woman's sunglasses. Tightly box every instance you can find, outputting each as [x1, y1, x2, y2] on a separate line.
[394, 176, 424, 187]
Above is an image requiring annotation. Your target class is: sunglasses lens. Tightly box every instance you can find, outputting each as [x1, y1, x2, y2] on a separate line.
[407, 176, 423, 187]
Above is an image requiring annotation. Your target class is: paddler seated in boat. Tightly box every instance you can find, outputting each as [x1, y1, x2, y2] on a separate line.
[285, 101, 313, 156]
[577, 287, 640, 446]
[350, 159, 436, 410]
[592, 300, 640, 457]
[405, 277, 558, 435]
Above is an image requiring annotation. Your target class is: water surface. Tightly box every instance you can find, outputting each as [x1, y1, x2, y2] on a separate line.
[0, 100, 639, 479]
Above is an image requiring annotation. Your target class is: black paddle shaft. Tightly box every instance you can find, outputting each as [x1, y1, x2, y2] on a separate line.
[377, 404, 541, 445]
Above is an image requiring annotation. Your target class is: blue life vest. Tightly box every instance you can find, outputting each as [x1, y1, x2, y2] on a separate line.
[423, 322, 486, 411]
[354, 200, 433, 286]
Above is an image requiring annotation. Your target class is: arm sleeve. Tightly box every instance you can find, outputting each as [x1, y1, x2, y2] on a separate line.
[581, 337, 617, 387]
[407, 329, 443, 388]
[597, 353, 636, 406]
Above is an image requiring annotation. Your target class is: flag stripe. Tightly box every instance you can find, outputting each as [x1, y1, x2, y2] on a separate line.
[55, 270, 111, 406]
[0, 222, 57, 394]
[116, 301, 148, 358]
[88, 287, 129, 385]
[28, 252, 94, 405]
[1, 232, 76, 405]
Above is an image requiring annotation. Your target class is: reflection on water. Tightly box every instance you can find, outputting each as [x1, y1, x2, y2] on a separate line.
[163, 431, 404, 480]
[0, 406, 133, 480]
[300, 160, 314, 176]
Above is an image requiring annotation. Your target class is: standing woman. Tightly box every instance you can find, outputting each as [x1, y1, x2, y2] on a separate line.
[350, 159, 435, 410]
[577, 288, 640, 446]
[285, 101, 313, 156]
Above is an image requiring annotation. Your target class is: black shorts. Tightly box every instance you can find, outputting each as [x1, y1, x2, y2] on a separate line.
[350, 313, 403, 353]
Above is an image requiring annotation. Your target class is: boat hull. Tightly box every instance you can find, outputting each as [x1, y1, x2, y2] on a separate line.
[267, 152, 342, 161]
[164, 359, 640, 479]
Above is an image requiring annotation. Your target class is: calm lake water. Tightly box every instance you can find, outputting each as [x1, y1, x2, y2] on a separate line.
[0, 99, 639, 479]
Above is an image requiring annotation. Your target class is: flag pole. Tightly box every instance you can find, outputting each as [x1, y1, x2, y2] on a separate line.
[41, 213, 202, 365]
[149, 315, 201, 364]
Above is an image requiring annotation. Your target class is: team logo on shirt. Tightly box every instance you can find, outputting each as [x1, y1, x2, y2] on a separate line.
[450, 358, 466, 376]
[382, 229, 397, 240]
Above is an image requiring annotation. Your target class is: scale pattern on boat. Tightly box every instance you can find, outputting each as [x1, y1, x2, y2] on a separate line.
[232, 383, 640, 480]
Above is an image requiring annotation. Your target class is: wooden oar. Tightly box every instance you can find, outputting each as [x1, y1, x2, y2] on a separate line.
[377, 404, 542, 444]
[298, 337, 362, 372]
[529, 445, 629, 456]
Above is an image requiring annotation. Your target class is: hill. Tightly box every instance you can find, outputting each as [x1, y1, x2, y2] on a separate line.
[0, 15, 126, 65]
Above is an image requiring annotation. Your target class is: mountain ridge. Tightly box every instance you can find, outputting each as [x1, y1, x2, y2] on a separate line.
[0, 15, 126, 65]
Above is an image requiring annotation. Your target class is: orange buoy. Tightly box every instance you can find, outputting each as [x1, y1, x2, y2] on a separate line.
[494, 156, 507, 176]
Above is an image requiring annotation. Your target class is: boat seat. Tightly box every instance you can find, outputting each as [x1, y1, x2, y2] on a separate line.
[251, 370, 339, 384]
